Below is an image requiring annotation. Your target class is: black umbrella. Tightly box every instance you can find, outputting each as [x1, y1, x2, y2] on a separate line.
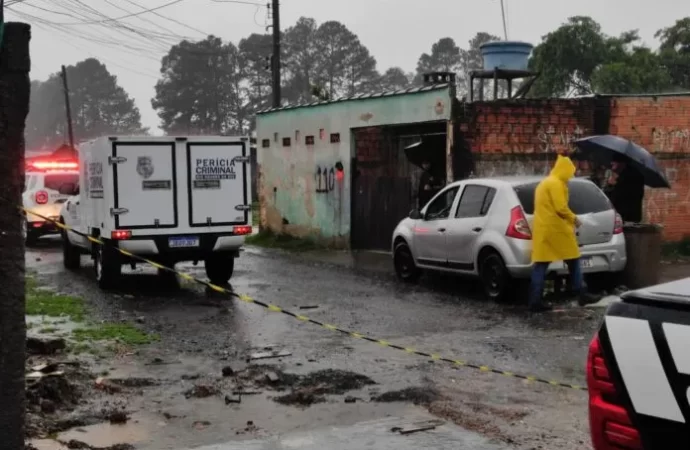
[573, 135, 670, 188]
[404, 138, 445, 170]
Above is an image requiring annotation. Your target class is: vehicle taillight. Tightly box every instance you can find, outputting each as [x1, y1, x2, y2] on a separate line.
[506, 206, 532, 240]
[35, 190, 49, 204]
[613, 213, 623, 235]
[29, 161, 79, 171]
[233, 225, 252, 235]
[111, 230, 132, 240]
[587, 334, 642, 450]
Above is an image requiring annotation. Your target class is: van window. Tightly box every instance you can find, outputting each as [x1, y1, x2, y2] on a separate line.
[44, 174, 79, 192]
[514, 181, 611, 215]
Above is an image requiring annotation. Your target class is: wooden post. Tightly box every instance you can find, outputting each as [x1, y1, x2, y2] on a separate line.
[0, 21, 31, 450]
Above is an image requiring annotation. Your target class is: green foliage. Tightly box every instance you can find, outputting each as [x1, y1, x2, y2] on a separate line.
[592, 48, 673, 94]
[26, 58, 145, 152]
[656, 18, 690, 90]
[73, 323, 159, 346]
[25, 279, 86, 322]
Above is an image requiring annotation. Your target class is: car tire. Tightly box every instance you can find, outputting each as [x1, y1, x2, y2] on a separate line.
[585, 272, 621, 295]
[94, 242, 121, 290]
[479, 251, 512, 302]
[394, 242, 421, 283]
[62, 220, 81, 270]
[205, 254, 235, 285]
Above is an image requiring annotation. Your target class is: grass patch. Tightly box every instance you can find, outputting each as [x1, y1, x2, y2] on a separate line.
[73, 323, 159, 346]
[662, 236, 690, 260]
[252, 201, 259, 227]
[25, 279, 86, 322]
[245, 230, 327, 252]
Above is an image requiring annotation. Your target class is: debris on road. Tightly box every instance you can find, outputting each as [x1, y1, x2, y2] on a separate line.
[373, 387, 440, 406]
[391, 419, 445, 435]
[184, 384, 220, 399]
[193, 420, 211, 430]
[344, 396, 358, 403]
[108, 377, 159, 388]
[106, 409, 129, 424]
[232, 389, 262, 395]
[221, 366, 235, 377]
[298, 305, 319, 310]
[224, 394, 241, 404]
[94, 377, 123, 394]
[249, 350, 292, 360]
[265, 371, 281, 384]
[27, 336, 66, 355]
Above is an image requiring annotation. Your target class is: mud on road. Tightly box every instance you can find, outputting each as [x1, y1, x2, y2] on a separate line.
[25, 239, 601, 449]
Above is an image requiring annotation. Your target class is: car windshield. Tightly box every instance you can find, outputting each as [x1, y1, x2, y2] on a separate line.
[44, 173, 79, 192]
[514, 180, 611, 215]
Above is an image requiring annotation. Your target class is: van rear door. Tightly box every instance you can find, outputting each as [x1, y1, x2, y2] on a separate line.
[112, 141, 177, 229]
[186, 140, 249, 227]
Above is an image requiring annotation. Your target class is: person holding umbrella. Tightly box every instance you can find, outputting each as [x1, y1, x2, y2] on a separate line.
[417, 159, 443, 209]
[605, 154, 646, 223]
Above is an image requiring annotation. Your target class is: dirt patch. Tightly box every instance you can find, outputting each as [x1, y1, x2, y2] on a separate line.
[372, 387, 440, 405]
[466, 402, 530, 423]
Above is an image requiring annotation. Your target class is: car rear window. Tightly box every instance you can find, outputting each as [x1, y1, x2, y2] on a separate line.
[514, 181, 611, 215]
[44, 174, 79, 192]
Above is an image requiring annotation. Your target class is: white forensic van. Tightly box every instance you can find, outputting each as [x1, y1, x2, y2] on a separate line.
[59, 136, 252, 289]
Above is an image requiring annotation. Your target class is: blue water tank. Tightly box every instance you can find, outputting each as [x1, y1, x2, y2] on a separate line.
[479, 41, 534, 71]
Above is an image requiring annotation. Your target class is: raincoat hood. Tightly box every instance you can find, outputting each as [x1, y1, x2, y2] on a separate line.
[550, 155, 576, 182]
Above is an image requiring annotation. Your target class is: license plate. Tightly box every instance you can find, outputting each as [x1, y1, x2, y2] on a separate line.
[168, 236, 199, 248]
[581, 257, 593, 268]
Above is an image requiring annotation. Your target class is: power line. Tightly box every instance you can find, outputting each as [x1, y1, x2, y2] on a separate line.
[55, 0, 189, 25]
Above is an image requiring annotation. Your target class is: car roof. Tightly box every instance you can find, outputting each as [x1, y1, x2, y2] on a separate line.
[621, 278, 690, 306]
[445, 175, 593, 189]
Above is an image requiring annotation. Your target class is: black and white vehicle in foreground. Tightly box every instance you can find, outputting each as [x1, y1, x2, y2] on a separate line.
[588, 278, 690, 449]
[59, 136, 252, 289]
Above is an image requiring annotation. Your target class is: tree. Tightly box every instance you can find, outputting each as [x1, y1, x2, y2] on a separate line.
[239, 33, 272, 114]
[0, 22, 31, 450]
[282, 17, 319, 104]
[592, 47, 673, 94]
[378, 67, 411, 92]
[26, 59, 145, 151]
[152, 36, 246, 134]
[343, 39, 378, 96]
[656, 17, 690, 89]
[528, 16, 638, 97]
[416, 37, 462, 82]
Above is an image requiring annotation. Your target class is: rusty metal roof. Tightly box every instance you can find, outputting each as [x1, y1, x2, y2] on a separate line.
[256, 83, 451, 115]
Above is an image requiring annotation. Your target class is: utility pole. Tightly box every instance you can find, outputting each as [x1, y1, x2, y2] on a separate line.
[60, 65, 75, 151]
[270, 0, 280, 108]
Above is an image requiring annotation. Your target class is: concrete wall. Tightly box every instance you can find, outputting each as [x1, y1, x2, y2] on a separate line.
[256, 86, 453, 244]
[463, 95, 690, 241]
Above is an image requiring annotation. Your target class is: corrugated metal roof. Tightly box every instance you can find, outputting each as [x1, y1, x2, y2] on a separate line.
[256, 83, 451, 115]
[574, 91, 690, 99]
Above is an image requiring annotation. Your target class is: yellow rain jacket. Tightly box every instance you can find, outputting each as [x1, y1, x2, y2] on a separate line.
[531, 155, 580, 263]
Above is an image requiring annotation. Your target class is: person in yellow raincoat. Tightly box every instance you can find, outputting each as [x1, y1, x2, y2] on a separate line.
[529, 154, 598, 312]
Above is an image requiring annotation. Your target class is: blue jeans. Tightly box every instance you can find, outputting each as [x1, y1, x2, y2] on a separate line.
[529, 259, 584, 308]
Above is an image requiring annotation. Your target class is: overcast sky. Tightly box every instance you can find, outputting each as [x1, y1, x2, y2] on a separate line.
[6, 0, 688, 134]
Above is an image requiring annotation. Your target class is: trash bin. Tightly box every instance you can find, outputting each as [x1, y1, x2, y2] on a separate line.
[622, 223, 663, 290]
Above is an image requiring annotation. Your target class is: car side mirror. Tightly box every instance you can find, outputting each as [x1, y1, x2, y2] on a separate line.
[409, 209, 422, 220]
[58, 183, 78, 196]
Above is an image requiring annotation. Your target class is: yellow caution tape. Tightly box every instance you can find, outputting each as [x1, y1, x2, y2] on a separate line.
[18, 205, 587, 392]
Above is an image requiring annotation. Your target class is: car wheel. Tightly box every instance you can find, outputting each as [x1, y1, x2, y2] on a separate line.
[394, 242, 421, 283]
[205, 254, 235, 285]
[94, 243, 121, 290]
[62, 220, 81, 270]
[479, 251, 512, 302]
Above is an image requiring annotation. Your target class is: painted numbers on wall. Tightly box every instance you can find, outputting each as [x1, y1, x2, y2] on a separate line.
[315, 165, 335, 193]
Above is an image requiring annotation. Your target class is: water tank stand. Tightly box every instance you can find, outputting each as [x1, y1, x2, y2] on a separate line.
[469, 68, 540, 102]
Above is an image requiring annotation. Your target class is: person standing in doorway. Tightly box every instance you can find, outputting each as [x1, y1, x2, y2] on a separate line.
[418, 159, 443, 209]
[529, 154, 599, 312]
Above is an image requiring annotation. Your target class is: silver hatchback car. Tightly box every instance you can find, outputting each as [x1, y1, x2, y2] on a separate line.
[391, 176, 627, 301]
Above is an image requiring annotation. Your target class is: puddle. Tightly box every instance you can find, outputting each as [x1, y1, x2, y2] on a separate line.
[57, 414, 159, 448]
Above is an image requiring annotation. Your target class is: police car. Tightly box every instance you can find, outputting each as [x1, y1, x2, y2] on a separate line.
[22, 158, 79, 246]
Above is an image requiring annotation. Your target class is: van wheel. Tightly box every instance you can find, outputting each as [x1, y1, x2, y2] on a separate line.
[62, 222, 81, 270]
[205, 254, 235, 285]
[23, 219, 38, 247]
[394, 242, 421, 283]
[94, 243, 121, 290]
[479, 251, 511, 302]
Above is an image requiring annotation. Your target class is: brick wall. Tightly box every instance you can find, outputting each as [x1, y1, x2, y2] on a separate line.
[460, 95, 690, 240]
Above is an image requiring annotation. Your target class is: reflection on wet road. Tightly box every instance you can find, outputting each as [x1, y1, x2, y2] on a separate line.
[26, 238, 599, 449]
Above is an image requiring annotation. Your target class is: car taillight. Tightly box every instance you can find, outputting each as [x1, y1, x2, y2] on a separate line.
[506, 206, 532, 240]
[35, 190, 49, 204]
[233, 225, 252, 235]
[613, 213, 623, 235]
[111, 230, 132, 240]
[587, 334, 642, 450]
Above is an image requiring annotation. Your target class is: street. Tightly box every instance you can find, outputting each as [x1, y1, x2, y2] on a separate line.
[26, 238, 601, 450]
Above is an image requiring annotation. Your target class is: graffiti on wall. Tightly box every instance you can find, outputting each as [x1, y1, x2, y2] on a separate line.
[652, 128, 690, 153]
[501, 124, 585, 154]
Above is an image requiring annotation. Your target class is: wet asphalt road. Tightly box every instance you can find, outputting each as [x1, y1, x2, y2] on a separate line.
[26, 238, 601, 450]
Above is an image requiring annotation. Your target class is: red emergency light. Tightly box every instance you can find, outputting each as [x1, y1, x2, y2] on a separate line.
[28, 161, 79, 171]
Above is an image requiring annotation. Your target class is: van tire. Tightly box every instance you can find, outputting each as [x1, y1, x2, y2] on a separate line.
[94, 242, 121, 290]
[205, 254, 235, 285]
[479, 251, 512, 302]
[62, 222, 81, 270]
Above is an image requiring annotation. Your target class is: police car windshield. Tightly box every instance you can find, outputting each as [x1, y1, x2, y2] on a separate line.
[44, 173, 79, 192]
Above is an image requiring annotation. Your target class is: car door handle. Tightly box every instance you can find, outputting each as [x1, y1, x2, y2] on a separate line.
[438, 228, 446, 232]
[472, 227, 482, 233]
